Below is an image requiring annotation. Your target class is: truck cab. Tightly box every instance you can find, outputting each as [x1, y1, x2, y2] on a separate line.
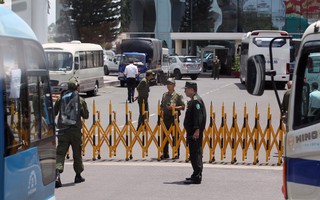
[118, 52, 148, 87]
[246, 21, 320, 199]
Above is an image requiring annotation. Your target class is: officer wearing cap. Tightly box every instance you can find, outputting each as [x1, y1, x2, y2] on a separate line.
[183, 81, 206, 184]
[160, 78, 185, 159]
[135, 70, 155, 129]
[54, 77, 89, 188]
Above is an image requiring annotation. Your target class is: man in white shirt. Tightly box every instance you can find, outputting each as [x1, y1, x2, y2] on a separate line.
[124, 59, 138, 103]
[309, 82, 320, 114]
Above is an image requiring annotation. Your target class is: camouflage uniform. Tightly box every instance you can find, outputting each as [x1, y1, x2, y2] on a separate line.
[54, 79, 89, 187]
[160, 89, 184, 158]
[136, 71, 154, 129]
[211, 58, 220, 80]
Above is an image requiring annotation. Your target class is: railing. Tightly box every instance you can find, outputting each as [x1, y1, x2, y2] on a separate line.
[80, 100, 285, 165]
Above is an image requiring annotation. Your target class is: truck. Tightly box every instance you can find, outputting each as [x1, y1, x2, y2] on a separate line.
[245, 21, 320, 199]
[118, 38, 163, 87]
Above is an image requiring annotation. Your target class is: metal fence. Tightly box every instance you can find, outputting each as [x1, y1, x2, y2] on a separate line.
[80, 100, 285, 165]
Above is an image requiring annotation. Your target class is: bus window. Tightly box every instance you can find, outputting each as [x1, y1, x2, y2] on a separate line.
[253, 37, 287, 48]
[79, 51, 86, 69]
[28, 76, 54, 142]
[294, 51, 320, 127]
[46, 52, 73, 71]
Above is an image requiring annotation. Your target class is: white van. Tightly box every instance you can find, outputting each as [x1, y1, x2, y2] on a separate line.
[240, 30, 291, 89]
[103, 50, 119, 75]
[246, 21, 320, 200]
[43, 41, 104, 97]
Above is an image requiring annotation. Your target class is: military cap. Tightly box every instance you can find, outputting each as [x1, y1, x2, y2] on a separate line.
[68, 77, 79, 90]
[183, 81, 197, 91]
[146, 70, 155, 76]
[166, 78, 175, 85]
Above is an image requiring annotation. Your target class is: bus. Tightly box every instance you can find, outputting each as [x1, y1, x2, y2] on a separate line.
[0, 7, 56, 200]
[245, 21, 320, 200]
[240, 30, 291, 89]
[43, 41, 104, 99]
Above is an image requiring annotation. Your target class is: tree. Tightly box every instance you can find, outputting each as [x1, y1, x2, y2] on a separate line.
[120, 0, 131, 32]
[55, 0, 121, 47]
[179, 0, 214, 55]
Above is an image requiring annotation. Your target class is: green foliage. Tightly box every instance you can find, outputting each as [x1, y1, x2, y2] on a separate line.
[120, 0, 131, 32]
[180, 0, 214, 32]
[55, 0, 121, 47]
[179, 0, 214, 54]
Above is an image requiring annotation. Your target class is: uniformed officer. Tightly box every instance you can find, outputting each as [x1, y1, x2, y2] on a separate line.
[54, 77, 89, 188]
[183, 81, 206, 184]
[160, 78, 185, 159]
[135, 70, 155, 130]
[211, 56, 221, 80]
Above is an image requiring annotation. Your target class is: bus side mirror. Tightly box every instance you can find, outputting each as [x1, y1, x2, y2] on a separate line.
[246, 55, 266, 96]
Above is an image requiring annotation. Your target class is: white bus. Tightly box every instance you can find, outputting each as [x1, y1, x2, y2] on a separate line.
[43, 41, 104, 98]
[240, 30, 290, 89]
[245, 21, 320, 200]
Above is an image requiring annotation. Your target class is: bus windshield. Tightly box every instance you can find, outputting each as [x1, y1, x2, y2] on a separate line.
[46, 52, 73, 71]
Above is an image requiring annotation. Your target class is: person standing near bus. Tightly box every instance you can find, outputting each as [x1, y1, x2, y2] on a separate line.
[160, 78, 185, 159]
[124, 59, 138, 103]
[211, 56, 220, 80]
[54, 78, 89, 188]
[309, 82, 320, 114]
[135, 70, 155, 130]
[183, 82, 206, 184]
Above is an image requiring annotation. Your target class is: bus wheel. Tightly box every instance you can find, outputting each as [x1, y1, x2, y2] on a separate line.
[88, 82, 98, 96]
[104, 65, 109, 75]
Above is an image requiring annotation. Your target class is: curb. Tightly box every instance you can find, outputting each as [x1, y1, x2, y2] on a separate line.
[104, 80, 120, 87]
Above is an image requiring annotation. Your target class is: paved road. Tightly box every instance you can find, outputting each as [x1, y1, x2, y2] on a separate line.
[55, 75, 286, 200]
[55, 161, 283, 200]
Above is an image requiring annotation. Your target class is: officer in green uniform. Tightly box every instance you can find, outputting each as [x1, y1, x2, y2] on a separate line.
[135, 70, 155, 130]
[183, 81, 206, 184]
[54, 78, 89, 188]
[211, 56, 220, 80]
[160, 78, 185, 159]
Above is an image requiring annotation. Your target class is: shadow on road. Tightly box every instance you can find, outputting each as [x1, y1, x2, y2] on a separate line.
[60, 182, 76, 188]
[234, 83, 246, 90]
[163, 180, 186, 185]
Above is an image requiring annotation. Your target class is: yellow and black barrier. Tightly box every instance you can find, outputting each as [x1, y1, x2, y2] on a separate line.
[78, 100, 285, 165]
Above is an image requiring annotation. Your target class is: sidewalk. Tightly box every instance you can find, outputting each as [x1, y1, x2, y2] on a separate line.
[104, 75, 119, 86]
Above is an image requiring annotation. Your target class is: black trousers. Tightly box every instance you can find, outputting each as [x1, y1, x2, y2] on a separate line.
[188, 136, 203, 180]
[137, 99, 149, 129]
[126, 78, 136, 102]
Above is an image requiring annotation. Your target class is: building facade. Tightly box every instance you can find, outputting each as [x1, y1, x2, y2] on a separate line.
[2, 0, 48, 44]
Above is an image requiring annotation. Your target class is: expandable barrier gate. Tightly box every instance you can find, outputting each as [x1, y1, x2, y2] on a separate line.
[80, 100, 285, 165]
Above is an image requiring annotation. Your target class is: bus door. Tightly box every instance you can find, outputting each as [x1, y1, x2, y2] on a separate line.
[285, 51, 320, 199]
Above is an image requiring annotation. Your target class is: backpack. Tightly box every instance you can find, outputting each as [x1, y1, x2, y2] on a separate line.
[60, 90, 80, 126]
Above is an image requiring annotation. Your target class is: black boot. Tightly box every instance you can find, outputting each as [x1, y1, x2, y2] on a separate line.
[74, 173, 85, 183]
[55, 170, 62, 188]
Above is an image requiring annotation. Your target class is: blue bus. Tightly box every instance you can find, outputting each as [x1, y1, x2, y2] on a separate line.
[0, 7, 56, 200]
